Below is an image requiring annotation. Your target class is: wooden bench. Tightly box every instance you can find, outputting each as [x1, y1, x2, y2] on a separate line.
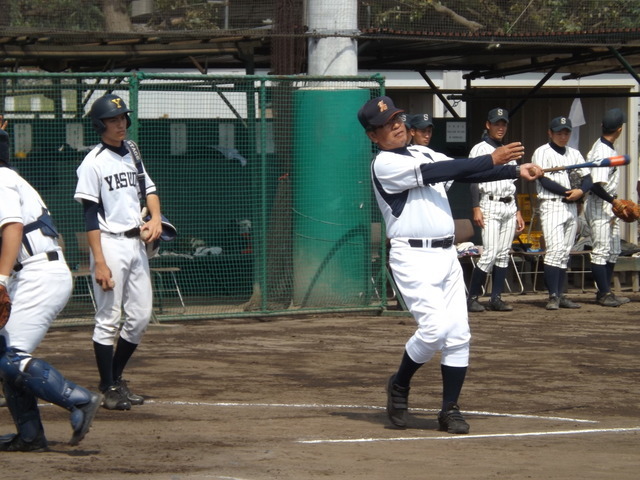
[613, 256, 640, 292]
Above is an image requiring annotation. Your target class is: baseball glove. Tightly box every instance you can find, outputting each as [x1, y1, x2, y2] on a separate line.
[0, 285, 11, 329]
[612, 199, 640, 223]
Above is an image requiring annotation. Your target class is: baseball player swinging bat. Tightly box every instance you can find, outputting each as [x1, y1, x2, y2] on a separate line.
[541, 154, 630, 173]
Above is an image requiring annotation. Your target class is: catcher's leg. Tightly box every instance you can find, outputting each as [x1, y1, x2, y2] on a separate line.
[0, 379, 47, 452]
[0, 347, 102, 446]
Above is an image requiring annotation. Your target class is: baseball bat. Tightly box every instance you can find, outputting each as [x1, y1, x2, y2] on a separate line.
[542, 154, 630, 173]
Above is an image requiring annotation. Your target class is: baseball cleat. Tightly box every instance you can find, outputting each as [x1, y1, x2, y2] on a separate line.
[613, 294, 631, 304]
[596, 292, 622, 307]
[101, 385, 131, 411]
[438, 403, 470, 434]
[467, 296, 485, 312]
[0, 431, 48, 452]
[559, 296, 581, 309]
[386, 375, 410, 428]
[114, 378, 145, 406]
[70, 392, 102, 446]
[545, 295, 560, 310]
[487, 296, 513, 312]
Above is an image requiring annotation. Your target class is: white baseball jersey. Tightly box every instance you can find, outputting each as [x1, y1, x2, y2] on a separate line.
[408, 144, 454, 191]
[1, 168, 63, 264]
[74, 143, 156, 234]
[373, 148, 455, 240]
[585, 138, 621, 265]
[469, 140, 518, 199]
[586, 138, 619, 196]
[532, 144, 589, 199]
[0, 167, 71, 354]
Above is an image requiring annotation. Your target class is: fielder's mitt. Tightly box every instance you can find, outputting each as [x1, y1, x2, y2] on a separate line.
[0, 285, 11, 329]
[612, 199, 640, 223]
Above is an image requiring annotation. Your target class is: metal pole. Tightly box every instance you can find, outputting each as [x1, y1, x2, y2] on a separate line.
[306, 0, 358, 75]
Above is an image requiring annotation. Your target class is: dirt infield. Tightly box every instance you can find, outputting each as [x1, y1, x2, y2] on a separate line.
[3, 290, 640, 479]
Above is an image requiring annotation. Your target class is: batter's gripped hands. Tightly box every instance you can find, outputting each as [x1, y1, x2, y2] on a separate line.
[491, 142, 525, 165]
[519, 163, 543, 181]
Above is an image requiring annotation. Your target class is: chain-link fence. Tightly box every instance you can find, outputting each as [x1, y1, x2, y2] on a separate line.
[1, 72, 388, 324]
[2, 1, 638, 41]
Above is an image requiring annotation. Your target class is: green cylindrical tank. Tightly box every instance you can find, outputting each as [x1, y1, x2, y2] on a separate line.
[292, 88, 372, 306]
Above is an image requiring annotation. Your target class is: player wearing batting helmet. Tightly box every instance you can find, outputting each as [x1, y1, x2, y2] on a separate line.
[75, 94, 166, 410]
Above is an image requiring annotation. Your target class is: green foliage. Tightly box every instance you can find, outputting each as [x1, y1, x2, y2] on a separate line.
[149, 0, 222, 30]
[12, 0, 103, 30]
[365, 0, 640, 33]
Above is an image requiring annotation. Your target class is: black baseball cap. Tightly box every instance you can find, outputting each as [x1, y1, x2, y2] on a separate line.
[358, 96, 404, 130]
[0, 129, 9, 164]
[488, 107, 509, 123]
[549, 116, 572, 132]
[602, 108, 626, 130]
[410, 113, 433, 129]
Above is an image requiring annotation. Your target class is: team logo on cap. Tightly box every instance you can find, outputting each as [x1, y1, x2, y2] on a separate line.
[423, 114, 429, 121]
[560, 117, 567, 124]
[496, 109, 504, 116]
[377, 100, 389, 112]
[111, 98, 124, 109]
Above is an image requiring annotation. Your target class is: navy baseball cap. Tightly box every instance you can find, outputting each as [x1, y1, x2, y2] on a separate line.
[549, 116, 572, 132]
[410, 113, 433, 129]
[398, 113, 411, 128]
[488, 107, 509, 123]
[602, 108, 626, 130]
[358, 96, 404, 130]
[0, 129, 9, 164]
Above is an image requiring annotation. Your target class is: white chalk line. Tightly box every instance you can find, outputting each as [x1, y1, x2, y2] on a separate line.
[147, 400, 597, 424]
[297, 427, 640, 444]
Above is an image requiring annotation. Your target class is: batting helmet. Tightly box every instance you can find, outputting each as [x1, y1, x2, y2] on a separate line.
[89, 94, 132, 134]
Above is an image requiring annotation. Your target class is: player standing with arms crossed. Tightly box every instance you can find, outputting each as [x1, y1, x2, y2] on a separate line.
[358, 96, 543, 433]
[585, 108, 630, 307]
[75, 94, 164, 410]
[532, 116, 593, 310]
[467, 108, 524, 312]
[0, 125, 101, 451]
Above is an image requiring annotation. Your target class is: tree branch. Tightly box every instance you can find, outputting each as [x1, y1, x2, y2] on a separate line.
[429, 0, 484, 32]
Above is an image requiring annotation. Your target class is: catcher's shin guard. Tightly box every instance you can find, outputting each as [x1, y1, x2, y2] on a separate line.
[2, 378, 45, 445]
[21, 358, 101, 445]
[1, 351, 100, 444]
[21, 358, 94, 410]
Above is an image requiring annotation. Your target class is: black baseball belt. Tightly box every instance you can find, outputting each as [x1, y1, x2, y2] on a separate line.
[14, 250, 59, 272]
[408, 236, 455, 249]
[108, 227, 141, 238]
[487, 195, 513, 203]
